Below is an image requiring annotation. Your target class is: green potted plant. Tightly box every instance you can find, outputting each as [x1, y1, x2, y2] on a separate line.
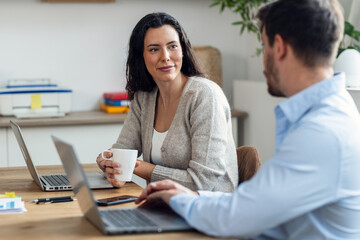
[338, 21, 360, 56]
[210, 0, 273, 55]
[211, 0, 360, 87]
[334, 21, 360, 89]
[210, 0, 271, 37]
[210, 0, 360, 57]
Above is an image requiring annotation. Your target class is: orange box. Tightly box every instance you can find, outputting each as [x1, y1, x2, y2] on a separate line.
[100, 104, 129, 114]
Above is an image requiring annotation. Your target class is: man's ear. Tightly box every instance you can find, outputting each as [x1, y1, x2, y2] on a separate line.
[273, 34, 287, 61]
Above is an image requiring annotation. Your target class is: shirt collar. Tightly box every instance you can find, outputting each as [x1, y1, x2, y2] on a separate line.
[277, 72, 345, 123]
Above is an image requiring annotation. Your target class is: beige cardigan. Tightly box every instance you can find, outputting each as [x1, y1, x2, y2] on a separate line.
[113, 76, 238, 192]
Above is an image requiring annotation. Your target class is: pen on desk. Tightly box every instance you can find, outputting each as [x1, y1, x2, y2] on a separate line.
[32, 196, 74, 204]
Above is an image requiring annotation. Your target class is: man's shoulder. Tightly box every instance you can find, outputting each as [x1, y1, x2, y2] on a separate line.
[303, 96, 360, 134]
[296, 101, 360, 162]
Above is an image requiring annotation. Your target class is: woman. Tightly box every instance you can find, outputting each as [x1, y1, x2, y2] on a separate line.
[96, 12, 238, 192]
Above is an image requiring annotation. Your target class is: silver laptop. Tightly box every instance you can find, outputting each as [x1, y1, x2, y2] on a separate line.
[52, 135, 193, 235]
[10, 120, 113, 191]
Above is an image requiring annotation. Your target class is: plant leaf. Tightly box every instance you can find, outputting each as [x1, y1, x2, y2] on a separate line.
[240, 23, 246, 34]
[352, 30, 360, 41]
[337, 48, 345, 58]
[354, 44, 360, 52]
[220, 2, 225, 12]
[256, 47, 263, 56]
[232, 21, 243, 25]
[344, 21, 354, 36]
[209, 1, 221, 8]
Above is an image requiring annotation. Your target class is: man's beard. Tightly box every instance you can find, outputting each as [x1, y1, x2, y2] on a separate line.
[263, 53, 285, 97]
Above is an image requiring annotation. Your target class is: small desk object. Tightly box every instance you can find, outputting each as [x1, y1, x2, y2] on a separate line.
[0, 164, 235, 239]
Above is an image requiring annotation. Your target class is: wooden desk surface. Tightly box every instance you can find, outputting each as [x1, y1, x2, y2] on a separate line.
[0, 164, 230, 240]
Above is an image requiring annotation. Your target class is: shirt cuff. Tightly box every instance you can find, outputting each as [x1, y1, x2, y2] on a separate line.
[170, 193, 198, 220]
[198, 190, 226, 198]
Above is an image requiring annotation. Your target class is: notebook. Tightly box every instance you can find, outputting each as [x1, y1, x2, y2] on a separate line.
[52, 135, 194, 235]
[10, 120, 113, 191]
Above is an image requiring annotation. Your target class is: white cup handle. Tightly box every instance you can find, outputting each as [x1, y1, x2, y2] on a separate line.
[102, 149, 113, 160]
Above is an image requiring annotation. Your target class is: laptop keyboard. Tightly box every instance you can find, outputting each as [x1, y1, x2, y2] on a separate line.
[101, 209, 158, 228]
[42, 175, 70, 186]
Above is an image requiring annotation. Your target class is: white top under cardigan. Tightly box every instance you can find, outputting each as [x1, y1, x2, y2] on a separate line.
[151, 129, 168, 166]
[112, 76, 238, 192]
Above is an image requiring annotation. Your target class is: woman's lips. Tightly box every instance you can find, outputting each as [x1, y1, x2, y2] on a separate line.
[158, 65, 175, 72]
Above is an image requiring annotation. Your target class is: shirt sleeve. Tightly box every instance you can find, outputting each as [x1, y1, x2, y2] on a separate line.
[170, 124, 340, 238]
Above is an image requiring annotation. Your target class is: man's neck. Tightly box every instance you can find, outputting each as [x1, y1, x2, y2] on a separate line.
[283, 64, 334, 97]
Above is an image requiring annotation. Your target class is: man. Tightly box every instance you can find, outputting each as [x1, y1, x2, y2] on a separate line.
[135, 0, 360, 239]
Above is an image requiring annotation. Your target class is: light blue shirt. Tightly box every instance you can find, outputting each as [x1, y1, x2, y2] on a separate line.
[170, 73, 360, 239]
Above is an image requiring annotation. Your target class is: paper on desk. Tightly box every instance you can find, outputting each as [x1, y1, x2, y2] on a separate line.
[0, 192, 27, 214]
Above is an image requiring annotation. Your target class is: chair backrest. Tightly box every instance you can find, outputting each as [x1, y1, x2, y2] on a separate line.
[193, 46, 222, 87]
[236, 145, 262, 185]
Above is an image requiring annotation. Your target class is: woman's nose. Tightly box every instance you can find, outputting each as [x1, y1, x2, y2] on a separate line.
[161, 49, 170, 62]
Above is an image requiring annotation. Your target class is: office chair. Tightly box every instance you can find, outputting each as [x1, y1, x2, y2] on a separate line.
[237, 145, 262, 185]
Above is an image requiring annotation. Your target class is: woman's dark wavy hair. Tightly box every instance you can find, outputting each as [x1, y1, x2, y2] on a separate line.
[126, 12, 204, 100]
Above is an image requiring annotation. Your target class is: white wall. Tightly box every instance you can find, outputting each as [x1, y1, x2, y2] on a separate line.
[348, 90, 360, 110]
[347, 0, 360, 29]
[0, 0, 261, 110]
[7, 124, 122, 166]
[233, 80, 282, 161]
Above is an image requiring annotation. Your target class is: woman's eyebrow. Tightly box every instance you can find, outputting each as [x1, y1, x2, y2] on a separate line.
[146, 43, 160, 48]
[146, 40, 178, 48]
[166, 40, 177, 45]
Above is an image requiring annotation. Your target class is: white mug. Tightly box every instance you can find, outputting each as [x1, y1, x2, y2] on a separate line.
[102, 148, 138, 182]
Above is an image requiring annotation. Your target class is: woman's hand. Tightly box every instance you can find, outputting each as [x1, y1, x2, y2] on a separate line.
[96, 150, 119, 171]
[106, 160, 141, 188]
[96, 151, 141, 188]
[96, 151, 123, 187]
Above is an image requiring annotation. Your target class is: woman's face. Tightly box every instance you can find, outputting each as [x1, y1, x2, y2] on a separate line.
[143, 25, 183, 84]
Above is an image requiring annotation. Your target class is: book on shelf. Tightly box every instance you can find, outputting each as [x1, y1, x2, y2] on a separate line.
[103, 92, 128, 101]
[104, 99, 130, 107]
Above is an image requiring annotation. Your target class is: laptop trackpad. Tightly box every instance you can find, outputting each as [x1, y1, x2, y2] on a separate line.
[139, 208, 191, 230]
[85, 172, 112, 188]
[137, 199, 192, 230]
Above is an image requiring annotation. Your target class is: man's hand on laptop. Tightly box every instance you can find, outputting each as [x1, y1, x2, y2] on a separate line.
[135, 180, 199, 206]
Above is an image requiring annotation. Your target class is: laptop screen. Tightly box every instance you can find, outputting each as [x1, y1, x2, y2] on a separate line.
[10, 120, 44, 190]
[52, 136, 105, 232]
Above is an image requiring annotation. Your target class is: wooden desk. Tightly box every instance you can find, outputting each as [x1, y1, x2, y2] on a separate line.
[0, 164, 231, 239]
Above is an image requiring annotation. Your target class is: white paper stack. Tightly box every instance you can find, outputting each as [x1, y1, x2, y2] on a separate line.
[0, 193, 27, 214]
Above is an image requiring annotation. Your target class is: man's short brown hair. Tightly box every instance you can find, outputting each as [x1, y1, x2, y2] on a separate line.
[257, 0, 344, 67]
